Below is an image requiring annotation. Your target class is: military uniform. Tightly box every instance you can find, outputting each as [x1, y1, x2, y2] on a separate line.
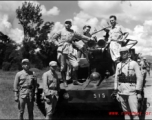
[13, 60, 37, 120]
[77, 30, 92, 59]
[108, 24, 123, 62]
[42, 61, 60, 119]
[52, 23, 91, 85]
[114, 47, 143, 120]
[140, 58, 147, 87]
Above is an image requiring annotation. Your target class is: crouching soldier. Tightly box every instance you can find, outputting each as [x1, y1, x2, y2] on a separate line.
[42, 61, 60, 120]
[13, 59, 38, 120]
[114, 47, 143, 120]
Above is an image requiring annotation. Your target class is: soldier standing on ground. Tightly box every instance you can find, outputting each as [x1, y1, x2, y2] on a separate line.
[42, 61, 60, 120]
[114, 47, 143, 120]
[140, 57, 148, 87]
[13, 59, 38, 120]
[51, 19, 94, 87]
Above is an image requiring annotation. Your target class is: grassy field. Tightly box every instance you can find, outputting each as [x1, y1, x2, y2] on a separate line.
[0, 69, 47, 119]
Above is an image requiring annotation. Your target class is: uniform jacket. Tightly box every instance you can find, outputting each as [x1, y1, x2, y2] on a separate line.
[14, 70, 37, 98]
[52, 28, 91, 55]
[114, 58, 143, 95]
[42, 70, 60, 99]
[140, 60, 147, 75]
[109, 24, 123, 41]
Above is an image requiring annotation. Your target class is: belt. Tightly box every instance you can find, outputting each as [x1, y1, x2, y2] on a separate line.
[21, 86, 34, 89]
[119, 79, 136, 84]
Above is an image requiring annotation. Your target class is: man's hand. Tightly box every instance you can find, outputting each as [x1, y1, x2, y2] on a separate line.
[116, 94, 120, 102]
[15, 96, 19, 102]
[111, 90, 118, 100]
[52, 90, 58, 96]
[45, 97, 51, 104]
[137, 94, 142, 101]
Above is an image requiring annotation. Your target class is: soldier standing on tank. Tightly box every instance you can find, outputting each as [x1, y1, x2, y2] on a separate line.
[51, 19, 94, 87]
[13, 59, 38, 120]
[114, 47, 143, 120]
[42, 61, 60, 120]
[77, 25, 92, 59]
[104, 15, 129, 64]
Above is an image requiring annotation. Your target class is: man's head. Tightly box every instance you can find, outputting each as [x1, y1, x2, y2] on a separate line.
[83, 25, 91, 34]
[120, 47, 129, 60]
[109, 15, 117, 27]
[143, 57, 146, 61]
[21, 59, 30, 71]
[138, 53, 142, 59]
[49, 61, 58, 71]
[137, 59, 141, 64]
[64, 19, 72, 30]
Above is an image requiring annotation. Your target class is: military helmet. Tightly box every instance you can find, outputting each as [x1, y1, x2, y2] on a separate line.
[90, 72, 101, 81]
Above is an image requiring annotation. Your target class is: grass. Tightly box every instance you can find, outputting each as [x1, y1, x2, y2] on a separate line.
[0, 69, 48, 119]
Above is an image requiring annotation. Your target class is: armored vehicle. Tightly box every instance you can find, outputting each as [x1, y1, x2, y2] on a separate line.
[36, 38, 144, 119]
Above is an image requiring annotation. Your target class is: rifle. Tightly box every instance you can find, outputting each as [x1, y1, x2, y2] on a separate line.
[91, 26, 111, 36]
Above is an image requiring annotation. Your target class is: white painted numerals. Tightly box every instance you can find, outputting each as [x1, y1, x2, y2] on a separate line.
[93, 93, 105, 99]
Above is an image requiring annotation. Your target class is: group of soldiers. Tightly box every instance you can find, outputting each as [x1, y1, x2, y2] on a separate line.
[13, 15, 151, 120]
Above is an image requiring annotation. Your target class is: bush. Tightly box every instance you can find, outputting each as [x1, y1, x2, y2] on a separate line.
[9, 63, 19, 71]
[2, 62, 11, 71]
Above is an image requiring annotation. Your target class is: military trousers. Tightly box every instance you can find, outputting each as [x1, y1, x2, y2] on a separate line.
[109, 41, 121, 62]
[57, 52, 72, 81]
[18, 96, 34, 120]
[57, 51, 78, 81]
[45, 96, 57, 119]
[118, 94, 139, 120]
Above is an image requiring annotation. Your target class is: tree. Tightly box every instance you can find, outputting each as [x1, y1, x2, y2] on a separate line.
[35, 21, 57, 67]
[16, 1, 43, 60]
[0, 31, 22, 70]
[16, 1, 56, 68]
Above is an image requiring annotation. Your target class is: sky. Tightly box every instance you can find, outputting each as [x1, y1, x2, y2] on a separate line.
[0, 1, 152, 56]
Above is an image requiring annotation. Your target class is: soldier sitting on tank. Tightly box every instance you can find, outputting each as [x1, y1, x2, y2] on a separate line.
[51, 19, 94, 87]
[113, 46, 143, 120]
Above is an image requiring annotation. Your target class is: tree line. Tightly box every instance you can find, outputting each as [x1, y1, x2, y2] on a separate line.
[1, 1, 57, 71]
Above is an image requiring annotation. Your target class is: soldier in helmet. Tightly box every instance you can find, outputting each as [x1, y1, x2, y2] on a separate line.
[13, 59, 38, 120]
[51, 19, 94, 87]
[114, 47, 143, 120]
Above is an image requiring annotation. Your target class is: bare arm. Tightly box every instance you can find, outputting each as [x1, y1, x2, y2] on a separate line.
[120, 32, 129, 41]
[74, 32, 91, 42]
[134, 62, 143, 91]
